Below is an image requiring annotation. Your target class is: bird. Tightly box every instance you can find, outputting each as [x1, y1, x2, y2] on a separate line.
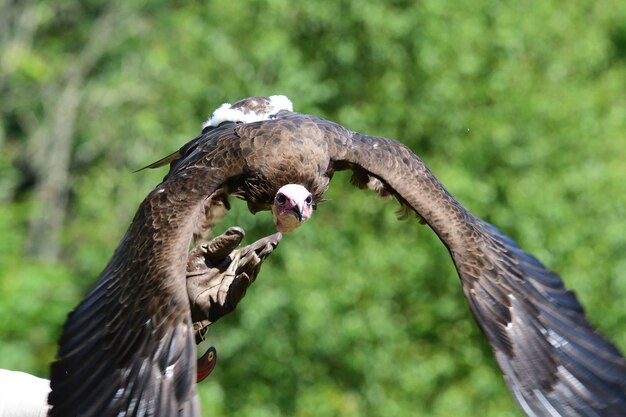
[49, 95, 626, 417]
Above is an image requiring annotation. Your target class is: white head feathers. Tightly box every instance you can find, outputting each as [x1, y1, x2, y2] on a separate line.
[202, 95, 294, 129]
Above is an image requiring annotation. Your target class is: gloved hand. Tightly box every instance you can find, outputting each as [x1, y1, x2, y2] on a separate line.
[185, 227, 281, 382]
[187, 227, 281, 329]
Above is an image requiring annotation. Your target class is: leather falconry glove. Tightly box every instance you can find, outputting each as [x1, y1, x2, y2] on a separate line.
[185, 227, 281, 381]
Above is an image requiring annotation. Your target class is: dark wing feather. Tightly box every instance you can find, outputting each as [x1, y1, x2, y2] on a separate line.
[134, 149, 182, 171]
[49, 205, 200, 417]
[134, 124, 223, 173]
[49, 126, 246, 417]
[330, 131, 626, 417]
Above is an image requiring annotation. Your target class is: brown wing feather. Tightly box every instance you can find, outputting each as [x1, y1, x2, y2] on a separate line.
[330, 130, 626, 416]
[49, 125, 246, 417]
[49, 195, 201, 417]
[135, 127, 219, 173]
[134, 149, 182, 172]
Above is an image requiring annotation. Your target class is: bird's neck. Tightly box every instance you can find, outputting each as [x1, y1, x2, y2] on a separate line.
[272, 207, 300, 233]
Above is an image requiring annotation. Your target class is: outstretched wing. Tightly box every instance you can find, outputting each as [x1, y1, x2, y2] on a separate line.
[49, 202, 201, 417]
[49, 125, 248, 417]
[328, 130, 626, 416]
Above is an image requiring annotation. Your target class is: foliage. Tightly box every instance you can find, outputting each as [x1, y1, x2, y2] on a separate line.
[1, 0, 625, 416]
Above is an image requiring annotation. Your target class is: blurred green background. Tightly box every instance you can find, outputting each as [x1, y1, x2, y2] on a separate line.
[1, 0, 626, 416]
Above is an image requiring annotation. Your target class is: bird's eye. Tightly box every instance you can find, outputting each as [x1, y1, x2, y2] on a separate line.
[276, 193, 287, 205]
[305, 195, 313, 205]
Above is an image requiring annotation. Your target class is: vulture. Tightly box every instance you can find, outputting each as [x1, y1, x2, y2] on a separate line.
[49, 95, 626, 417]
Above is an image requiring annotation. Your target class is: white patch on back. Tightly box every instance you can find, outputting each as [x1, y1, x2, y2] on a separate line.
[202, 95, 293, 129]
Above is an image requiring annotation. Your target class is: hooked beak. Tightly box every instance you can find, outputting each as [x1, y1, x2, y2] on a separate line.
[292, 203, 303, 223]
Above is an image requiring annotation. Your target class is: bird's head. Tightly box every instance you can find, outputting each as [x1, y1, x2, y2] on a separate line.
[271, 184, 314, 233]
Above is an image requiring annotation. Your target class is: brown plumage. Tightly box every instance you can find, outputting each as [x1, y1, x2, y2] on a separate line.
[49, 97, 626, 417]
